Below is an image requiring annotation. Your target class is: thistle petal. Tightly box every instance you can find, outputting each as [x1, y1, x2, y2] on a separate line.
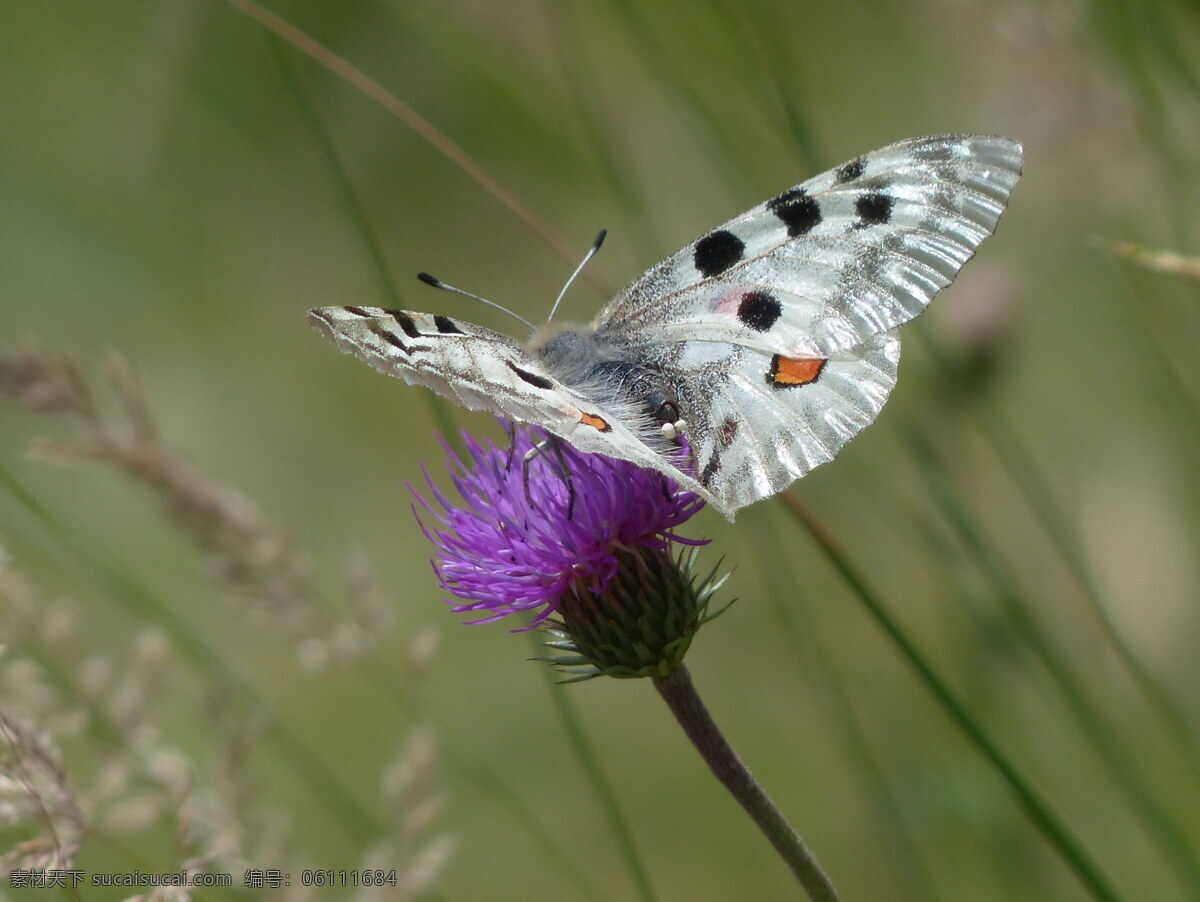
[414, 424, 706, 627]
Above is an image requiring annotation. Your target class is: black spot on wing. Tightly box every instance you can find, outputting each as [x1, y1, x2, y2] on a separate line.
[836, 158, 865, 183]
[344, 305, 371, 317]
[383, 310, 422, 338]
[736, 291, 782, 332]
[370, 326, 410, 354]
[433, 315, 464, 334]
[855, 192, 893, 226]
[505, 360, 554, 390]
[767, 187, 822, 237]
[693, 230, 745, 277]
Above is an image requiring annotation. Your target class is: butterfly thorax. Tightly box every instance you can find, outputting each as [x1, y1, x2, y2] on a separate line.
[528, 324, 682, 440]
[525, 322, 601, 375]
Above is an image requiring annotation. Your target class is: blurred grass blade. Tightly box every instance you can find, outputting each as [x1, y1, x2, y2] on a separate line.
[270, 40, 398, 307]
[224, 0, 598, 280]
[1101, 260, 1200, 427]
[749, 515, 940, 902]
[348, 637, 607, 901]
[442, 730, 610, 902]
[1086, 0, 1200, 238]
[232, 11, 656, 890]
[0, 461, 380, 844]
[902, 422, 1200, 893]
[541, 0, 666, 262]
[1103, 240, 1200, 282]
[914, 326, 1200, 784]
[533, 635, 658, 902]
[595, 0, 759, 199]
[711, 0, 825, 173]
[269, 37, 461, 450]
[974, 400, 1200, 782]
[598, 0, 825, 186]
[777, 494, 1123, 902]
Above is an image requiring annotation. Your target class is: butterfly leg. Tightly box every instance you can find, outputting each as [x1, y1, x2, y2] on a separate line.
[551, 440, 578, 520]
[522, 436, 577, 519]
[503, 419, 518, 472]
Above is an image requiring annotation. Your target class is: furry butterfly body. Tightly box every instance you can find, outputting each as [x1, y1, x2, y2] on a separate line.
[309, 134, 1023, 520]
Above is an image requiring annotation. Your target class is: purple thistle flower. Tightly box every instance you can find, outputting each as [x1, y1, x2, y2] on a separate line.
[413, 425, 707, 629]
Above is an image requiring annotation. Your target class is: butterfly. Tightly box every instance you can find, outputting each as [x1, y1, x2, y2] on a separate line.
[309, 134, 1023, 521]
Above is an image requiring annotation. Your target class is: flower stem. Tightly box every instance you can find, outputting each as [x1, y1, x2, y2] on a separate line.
[652, 664, 841, 901]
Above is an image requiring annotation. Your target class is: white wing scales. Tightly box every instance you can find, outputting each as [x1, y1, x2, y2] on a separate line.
[595, 135, 1023, 356]
[633, 332, 899, 515]
[309, 135, 1023, 521]
[698, 335, 899, 513]
[309, 306, 553, 424]
[307, 305, 720, 504]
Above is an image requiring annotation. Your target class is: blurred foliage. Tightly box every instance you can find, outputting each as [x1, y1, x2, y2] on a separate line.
[2, 1, 1199, 900]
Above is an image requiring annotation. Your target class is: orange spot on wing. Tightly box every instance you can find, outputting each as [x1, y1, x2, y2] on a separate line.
[768, 355, 827, 387]
[579, 412, 611, 431]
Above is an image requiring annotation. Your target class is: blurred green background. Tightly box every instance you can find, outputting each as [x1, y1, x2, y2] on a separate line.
[2, 1, 1199, 900]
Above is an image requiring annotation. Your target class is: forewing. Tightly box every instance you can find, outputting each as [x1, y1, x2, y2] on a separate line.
[310, 306, 556, 423]
[307, 306, 718, 505]
[595, 135, 1022, 355]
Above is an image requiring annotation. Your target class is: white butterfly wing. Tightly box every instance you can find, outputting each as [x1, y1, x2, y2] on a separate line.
[591, 134, 1021, 516]
[595, 135, 1023, 356]
[307, 305, 719, 505]
[633, 333, 899, 514]
[310, 135, 1021, 522]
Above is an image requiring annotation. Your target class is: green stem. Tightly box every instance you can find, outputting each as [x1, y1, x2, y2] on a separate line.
[652, 664, 840, 902]
[751, 523, 939, 902]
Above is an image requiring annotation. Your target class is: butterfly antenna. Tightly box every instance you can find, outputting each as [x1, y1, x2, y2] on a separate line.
[416, 272, 535, 331]
[546, 229, 606, 324]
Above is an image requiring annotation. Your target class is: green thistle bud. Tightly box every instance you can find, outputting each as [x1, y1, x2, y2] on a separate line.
[540, 545, 731, 681]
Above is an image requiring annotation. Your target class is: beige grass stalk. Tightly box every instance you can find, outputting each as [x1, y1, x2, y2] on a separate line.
[1, 349, 454, 897]
[0, 347, 391, 671]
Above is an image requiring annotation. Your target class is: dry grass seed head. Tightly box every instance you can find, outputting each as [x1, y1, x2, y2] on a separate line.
[1, 347, 397, 668]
